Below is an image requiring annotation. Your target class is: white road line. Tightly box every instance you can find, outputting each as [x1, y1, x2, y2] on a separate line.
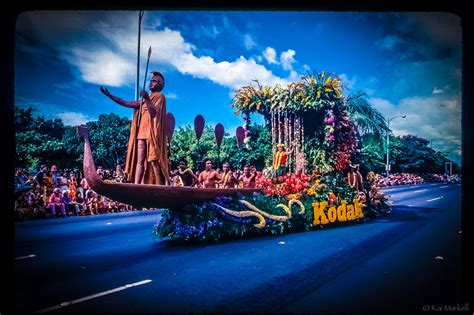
[413, 189, 428, 193]
[427, 196, 444, 202]
[15, 254, 36, 261]
[34, 279, 152, 313]
[440, 186, 449, 189]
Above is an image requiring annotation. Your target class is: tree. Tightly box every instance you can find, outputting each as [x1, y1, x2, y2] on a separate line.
[346, 91, 389, 148]
[169, 124, 272, 172]
[86, 113, 131, 170]
[15, 107, 66, 170]
[222, 124, 272, 170]
[15, 108, 132, 171]
[389, 135, 447, 174]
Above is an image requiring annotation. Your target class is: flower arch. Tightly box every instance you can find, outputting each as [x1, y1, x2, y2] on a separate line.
[231, 71, 360, 174]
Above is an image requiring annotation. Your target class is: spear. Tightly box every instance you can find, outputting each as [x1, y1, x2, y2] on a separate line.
[137, 46, 152, 128]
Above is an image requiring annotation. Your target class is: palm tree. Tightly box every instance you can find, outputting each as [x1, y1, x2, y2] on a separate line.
[345, 91, 389, 147]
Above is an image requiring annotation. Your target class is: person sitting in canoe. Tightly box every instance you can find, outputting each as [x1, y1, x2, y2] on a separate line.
[170, 159, 199, 187]
[198, 158, 222, 188]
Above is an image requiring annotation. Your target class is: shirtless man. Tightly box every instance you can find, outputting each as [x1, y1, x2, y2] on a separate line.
[218, 162, 238, 188]
[170, 159, 198, 187]
[198, 158, 221, 188]
[239, 165, 257, 188]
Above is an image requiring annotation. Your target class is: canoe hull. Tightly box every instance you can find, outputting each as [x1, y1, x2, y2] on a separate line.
[89, 180, 259, 208]
[77, 125, 259, 208]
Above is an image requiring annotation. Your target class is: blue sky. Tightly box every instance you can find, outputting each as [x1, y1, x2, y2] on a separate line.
[15, 11, 462, 163]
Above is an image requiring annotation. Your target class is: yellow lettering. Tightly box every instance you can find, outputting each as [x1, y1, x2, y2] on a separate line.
[312, 201, 329, 225]
[346, 204, 355, 220]
[337, 200, 347, 222]
[327, 206, 337, 223]
[353, 198, 364, 219]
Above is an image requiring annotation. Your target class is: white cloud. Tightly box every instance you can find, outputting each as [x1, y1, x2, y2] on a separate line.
[263, 47, 278, 64]
[16, 97, 97, 124]
[280, 49, 296, 71]
[143, 13, 162, 30]
[303, 64, 311, 72]
[174, 54, 288, 90]
[432, 87, 443, 94]
[166, 93, 178, 99]
[68, 17, 298, 91]
[244, 34, 256, 50]
[69, 48, 135, 87]
[339, 73, 356, 89]
[432, 85, 449, 94]
[56, 112, 96, 125]
[370, 94, 462, 162]
[25, 12, 301, 98]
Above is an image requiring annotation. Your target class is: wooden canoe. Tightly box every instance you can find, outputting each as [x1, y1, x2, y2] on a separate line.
[77, 126, 260, 208]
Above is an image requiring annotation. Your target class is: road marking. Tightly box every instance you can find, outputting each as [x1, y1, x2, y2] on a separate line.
[15, 254, 36, 261]
[427, 196, 444, 202]
[413, 189, 428, 193]
[440, 186, 449, 189]
[34, 279, 152, 313]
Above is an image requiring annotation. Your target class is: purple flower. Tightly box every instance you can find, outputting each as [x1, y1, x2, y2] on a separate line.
[328, 135, 335, 141]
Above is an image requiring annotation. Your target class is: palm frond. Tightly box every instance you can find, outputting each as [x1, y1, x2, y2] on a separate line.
[346, 91, 389, 146]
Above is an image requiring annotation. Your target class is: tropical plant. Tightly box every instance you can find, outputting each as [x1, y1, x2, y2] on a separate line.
[345, 91, 389, 147]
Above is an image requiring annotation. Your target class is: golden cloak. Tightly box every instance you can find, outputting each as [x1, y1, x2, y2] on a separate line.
[125, 92, 170, 185]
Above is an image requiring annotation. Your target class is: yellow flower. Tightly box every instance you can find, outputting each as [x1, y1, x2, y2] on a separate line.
[325, 77, 331, 85]
[307, 188, 316, 195]
[317, 90, 321, 98]
[325, 88, 332, 93]
[234, 108, 242, 115]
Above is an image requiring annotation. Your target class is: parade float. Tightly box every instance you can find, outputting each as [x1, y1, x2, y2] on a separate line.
[78, 71, 391, 243]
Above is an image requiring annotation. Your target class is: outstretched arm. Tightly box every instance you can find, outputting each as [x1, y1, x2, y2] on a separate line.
[100, 86, 141, 108]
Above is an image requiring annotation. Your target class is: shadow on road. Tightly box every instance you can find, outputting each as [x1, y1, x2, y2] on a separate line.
[371, 205, 438, 223]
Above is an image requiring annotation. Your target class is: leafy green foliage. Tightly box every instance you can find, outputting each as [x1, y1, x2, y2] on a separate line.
[169, 124, 272, 171]
[15, 107, 131, 171]
[389, 135, 448, 174]
[86, 113, 130, 169]
[15, 107, 66, 170]
[346, 91, 389, 146]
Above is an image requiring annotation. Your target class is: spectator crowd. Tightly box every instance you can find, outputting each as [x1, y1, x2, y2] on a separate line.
[375, 172, 459, 187]
[14, 164, 133, 221]
[14, 161, 457, 221]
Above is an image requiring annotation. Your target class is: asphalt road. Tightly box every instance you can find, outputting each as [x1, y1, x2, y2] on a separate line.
[14, 183, 463, 314]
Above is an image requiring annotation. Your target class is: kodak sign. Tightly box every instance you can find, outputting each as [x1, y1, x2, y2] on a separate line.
[312, 199, 364, 225]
